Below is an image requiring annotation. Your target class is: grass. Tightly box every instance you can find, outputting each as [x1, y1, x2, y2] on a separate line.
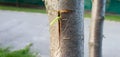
[0, 44, 37, 57]
[105, 14, 120, 21]
[0, 5, 46, 13]
[85, 12, 120, 22]
[0, 5, 120, 22]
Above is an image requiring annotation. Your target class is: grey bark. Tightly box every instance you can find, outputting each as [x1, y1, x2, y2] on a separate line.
[44, 0, 84, 57]
[89, 0, 106, 57]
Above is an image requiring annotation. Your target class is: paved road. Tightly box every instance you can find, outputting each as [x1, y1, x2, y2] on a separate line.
[0, 10, 120, 57]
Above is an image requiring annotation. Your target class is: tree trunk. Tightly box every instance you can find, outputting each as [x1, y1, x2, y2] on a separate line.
[89, 0, 106, 57]
[16, 0, 19, 7]
[44, 0, 84, 57]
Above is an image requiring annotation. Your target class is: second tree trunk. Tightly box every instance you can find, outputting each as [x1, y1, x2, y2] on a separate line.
[89, 0, 106, 57]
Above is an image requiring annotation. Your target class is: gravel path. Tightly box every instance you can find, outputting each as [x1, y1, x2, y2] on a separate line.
[0, 10, 120, 57]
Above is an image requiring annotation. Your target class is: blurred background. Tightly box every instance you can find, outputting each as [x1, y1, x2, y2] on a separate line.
[0, 0, 120, 57]
[0, 0, 120, 14]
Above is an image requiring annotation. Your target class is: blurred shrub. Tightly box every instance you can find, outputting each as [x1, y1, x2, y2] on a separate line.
[0, 43, 37, 57]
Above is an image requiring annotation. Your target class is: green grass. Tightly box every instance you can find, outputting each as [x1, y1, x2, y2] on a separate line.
[0, 5, 120, 22]
[85, 12, 120, 22]
[0, 44, 37, 57]
[105, 14, 120, 21]
[0, 5, 46, 13]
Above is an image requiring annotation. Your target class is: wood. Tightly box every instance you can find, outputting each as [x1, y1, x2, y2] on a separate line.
[89, 0, 106, 57]
[44, 0, 84, 57]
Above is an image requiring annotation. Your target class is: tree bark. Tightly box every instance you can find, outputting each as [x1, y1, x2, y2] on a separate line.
[89, 0, 106, 57]
[44, 0, 84, 57]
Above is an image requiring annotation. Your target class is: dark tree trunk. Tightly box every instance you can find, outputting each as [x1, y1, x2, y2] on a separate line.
[16, 0, 19, 7]
[89, 0, 106, 57]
